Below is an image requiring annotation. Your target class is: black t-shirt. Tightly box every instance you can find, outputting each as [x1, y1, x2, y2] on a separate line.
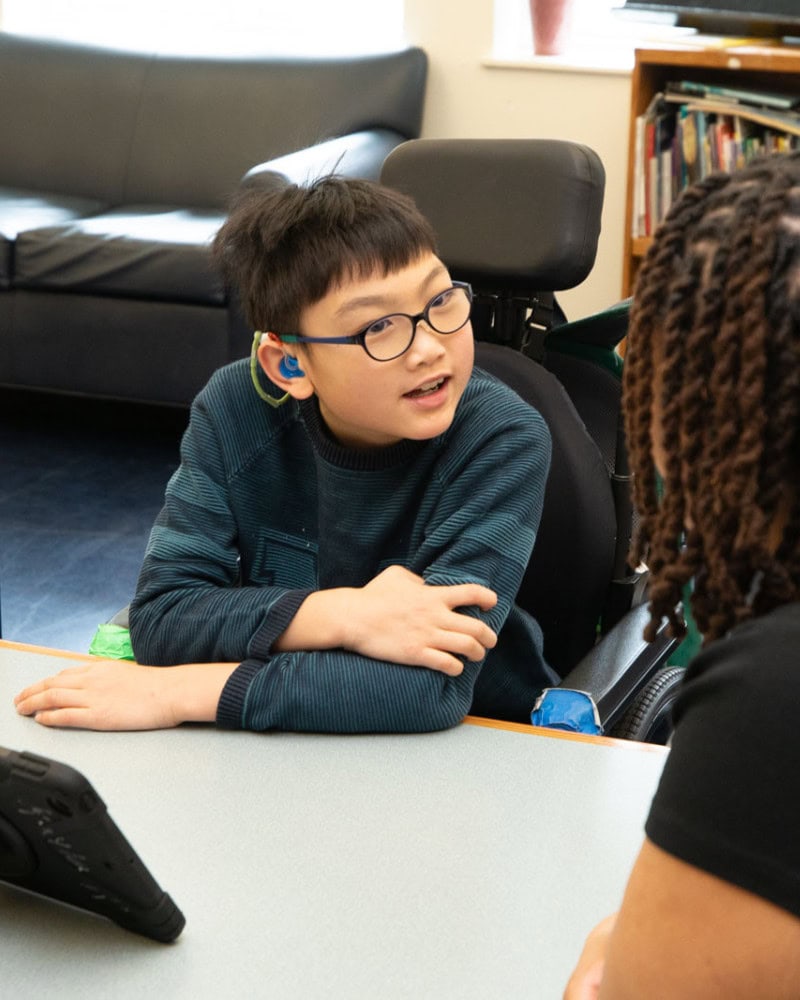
[646, 602, 800, 918]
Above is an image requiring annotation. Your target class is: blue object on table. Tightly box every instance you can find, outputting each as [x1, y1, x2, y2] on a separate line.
[531, 688, 603, 735]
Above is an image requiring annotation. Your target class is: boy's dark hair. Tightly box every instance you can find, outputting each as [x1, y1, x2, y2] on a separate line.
[624, 152, 800, 644]
[213, 176, 438, 333]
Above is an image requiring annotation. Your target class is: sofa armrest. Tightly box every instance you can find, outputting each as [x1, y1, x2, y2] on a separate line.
[558, 601, 680, 729]
[241, 129, 407, 192]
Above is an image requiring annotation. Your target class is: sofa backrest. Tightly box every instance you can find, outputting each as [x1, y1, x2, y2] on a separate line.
[0, 36, 148, 205]
[0, 33, 427, 209]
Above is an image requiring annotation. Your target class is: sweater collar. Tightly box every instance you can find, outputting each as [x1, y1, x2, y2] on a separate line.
[299, 396, 428, 471]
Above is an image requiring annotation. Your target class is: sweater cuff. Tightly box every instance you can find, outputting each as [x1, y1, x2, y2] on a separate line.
[247, 589, 313, 661]
[217, 589, 313, 729]
[216, 659, 264, 729]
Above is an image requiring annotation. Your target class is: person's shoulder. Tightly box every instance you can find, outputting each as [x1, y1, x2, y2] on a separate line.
[675, 602, 800, 729]
[196, 358, 258, 408]
[459, 366, 550, 441]
[430, 367, 551, 485]
[647, 601, 800, 917]
[194, 359, 293, 427]
[187, 358, 302, 468]
[736, 599, 800, 638]
[467, 364, 536, 407]
[688, 601, 800, 680]
[728, 601, 800, 693]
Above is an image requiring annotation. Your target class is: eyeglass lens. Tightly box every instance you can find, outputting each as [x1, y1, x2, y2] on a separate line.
[362, 285, 472, 361]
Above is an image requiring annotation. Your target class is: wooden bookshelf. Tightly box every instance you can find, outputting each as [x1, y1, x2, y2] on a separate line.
[622, 44, 800, 297]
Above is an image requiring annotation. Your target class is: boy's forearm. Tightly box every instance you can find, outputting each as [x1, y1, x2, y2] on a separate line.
[230, 648, 476, 733]
[130, 580, 311, 666]
[271, 588, 355, 652]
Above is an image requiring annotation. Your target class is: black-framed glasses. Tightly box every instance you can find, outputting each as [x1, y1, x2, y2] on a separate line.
[279, 281, 473, 362]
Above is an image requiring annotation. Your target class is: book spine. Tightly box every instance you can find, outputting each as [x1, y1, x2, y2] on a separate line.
[633, 113, 646, 238]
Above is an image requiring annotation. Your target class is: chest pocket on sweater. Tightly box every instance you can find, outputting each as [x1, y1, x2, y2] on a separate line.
[251, 529, 318, 589]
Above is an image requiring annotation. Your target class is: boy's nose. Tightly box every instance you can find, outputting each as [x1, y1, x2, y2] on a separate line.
[406, 319, 446, 364]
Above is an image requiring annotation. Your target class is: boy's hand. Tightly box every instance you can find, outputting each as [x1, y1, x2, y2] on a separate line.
[14, 659, 237, 731]
[345, 565, 498, 675]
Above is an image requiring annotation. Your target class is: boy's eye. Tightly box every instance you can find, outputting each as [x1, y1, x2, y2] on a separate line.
[363, 316, 398, 338]
[429, 288, 454, 309]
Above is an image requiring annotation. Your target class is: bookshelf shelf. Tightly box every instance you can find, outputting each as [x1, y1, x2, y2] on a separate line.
[622, 44, 800, 296]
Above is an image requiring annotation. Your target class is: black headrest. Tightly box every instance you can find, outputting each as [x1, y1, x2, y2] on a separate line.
[380, 138, 605, 292]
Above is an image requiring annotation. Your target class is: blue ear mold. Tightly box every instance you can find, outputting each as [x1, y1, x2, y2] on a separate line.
[279, 355, 305, 379]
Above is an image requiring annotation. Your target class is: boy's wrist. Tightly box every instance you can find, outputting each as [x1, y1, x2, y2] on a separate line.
[276, 587, 358, 652]
[324, 588, 360, 649]
[164, 663, 239, 724]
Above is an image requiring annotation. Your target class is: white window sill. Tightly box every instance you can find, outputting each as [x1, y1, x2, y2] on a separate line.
[484, 49, 634, 76]
[486, 19, 711, 77]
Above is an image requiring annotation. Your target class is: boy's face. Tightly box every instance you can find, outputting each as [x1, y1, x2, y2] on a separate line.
[282, 252, 474, 449]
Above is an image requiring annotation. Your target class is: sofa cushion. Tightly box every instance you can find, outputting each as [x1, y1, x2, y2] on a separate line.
[14, 207, 226, 304]
[0, 187, 108, 288]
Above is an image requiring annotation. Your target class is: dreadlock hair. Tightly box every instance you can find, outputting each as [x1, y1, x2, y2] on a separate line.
[624, 151, 800, 645]
[212, 175, 438, 334]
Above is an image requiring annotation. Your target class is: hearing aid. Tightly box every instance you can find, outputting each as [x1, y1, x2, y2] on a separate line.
[279, 355, 305, 379]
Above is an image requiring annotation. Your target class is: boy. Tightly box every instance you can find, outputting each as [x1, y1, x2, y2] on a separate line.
[15, 177, 555, 733]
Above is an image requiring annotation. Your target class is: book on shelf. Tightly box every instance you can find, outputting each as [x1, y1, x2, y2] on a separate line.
[665, 81, 800, 113]
[631, 83, 800, 239]
[662, 91, 800, 139]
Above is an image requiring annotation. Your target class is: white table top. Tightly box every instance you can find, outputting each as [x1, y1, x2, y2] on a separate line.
[0, 641, 667, 1000]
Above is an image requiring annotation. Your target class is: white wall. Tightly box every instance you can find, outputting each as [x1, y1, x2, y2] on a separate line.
[404, 0, 632, 320]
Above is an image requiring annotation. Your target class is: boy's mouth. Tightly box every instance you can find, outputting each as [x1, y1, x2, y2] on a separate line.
[404, 376, 448, 399]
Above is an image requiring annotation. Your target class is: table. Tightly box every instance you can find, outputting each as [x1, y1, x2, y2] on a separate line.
[0, 641, 667, 999]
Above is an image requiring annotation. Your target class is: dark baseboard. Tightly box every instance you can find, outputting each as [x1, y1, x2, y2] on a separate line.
[0, 387, 189, 438]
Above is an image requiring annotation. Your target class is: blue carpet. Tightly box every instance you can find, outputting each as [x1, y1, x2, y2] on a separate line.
[0, 391, 186, 653]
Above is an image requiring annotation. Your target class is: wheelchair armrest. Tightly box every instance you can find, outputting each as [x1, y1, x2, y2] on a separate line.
[558, 601, 679, 730]
[547, 297, 631, 353]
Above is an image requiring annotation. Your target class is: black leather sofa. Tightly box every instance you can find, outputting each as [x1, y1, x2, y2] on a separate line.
[0, 33, 427, 406]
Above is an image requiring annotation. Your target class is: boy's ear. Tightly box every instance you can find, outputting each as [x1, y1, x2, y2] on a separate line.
[256, 333, 314, 400]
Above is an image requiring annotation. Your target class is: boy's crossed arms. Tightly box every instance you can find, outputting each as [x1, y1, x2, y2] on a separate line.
[14, 567, 498, 731]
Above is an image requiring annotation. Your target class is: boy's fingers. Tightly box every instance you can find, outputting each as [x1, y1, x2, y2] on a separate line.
[441, 630, 494, 663]
[16, 685, 89, 716]
[15, 665, 93, 705]
[420, 650, 465, 676]
[476, 620, 498, 648]
[443, 582, 498, 610]
[31, 708, 92, 729]
[448, 613, 498, 649]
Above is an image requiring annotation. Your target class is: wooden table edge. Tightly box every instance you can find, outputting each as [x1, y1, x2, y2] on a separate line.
[465, 714, 668, 753]
[0, 641, 666, 753]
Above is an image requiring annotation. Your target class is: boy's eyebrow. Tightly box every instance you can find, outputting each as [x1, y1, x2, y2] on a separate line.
[333, 263, 450, 319]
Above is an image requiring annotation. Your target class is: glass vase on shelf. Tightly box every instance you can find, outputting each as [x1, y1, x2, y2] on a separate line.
[529, 0, 576, 55]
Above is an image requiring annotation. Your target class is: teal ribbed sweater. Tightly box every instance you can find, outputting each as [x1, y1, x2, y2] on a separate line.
[129, 359, 554, 732]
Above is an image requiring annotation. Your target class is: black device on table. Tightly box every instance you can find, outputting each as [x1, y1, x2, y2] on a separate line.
[0, 746, 185, 942]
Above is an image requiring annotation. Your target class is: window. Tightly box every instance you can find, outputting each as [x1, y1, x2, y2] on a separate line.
[492, 0, 693, 70]
[0, 0, 405, 55]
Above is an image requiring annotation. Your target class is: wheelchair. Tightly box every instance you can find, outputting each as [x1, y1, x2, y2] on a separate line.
[381, 138, 684, 744]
